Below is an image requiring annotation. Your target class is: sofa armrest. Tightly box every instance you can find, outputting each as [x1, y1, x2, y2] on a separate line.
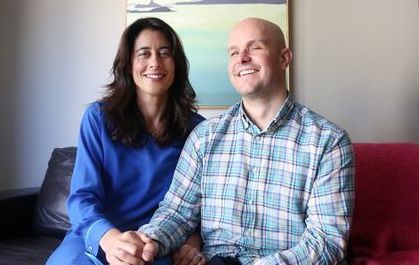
[0, 187, 39, 239]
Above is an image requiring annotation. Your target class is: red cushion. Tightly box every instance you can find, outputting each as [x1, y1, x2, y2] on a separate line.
[348, 143, 419, 261]
[351, 250, 419, 265]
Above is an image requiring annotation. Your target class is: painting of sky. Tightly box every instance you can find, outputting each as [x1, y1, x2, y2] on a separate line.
[127, 0, 288, 106]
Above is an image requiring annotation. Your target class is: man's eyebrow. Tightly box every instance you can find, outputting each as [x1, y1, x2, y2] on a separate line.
[249, 39, 268, 46]
[227, 39, 267, 52]
[227, 45, 237, 53]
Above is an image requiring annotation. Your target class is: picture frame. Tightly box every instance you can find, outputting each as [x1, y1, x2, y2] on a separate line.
[127, 0, 289, 108]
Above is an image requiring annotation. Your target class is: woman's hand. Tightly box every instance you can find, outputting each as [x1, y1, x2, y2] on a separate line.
[172, 232, 206, 265]
[100, 228, 146, 265]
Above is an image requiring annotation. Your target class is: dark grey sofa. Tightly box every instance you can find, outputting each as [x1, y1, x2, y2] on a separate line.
[0, 147, 76, 265]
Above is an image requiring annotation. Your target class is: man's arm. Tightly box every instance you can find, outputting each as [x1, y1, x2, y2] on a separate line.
[139, 126, 205, 257]
[257, 133, 355, 265]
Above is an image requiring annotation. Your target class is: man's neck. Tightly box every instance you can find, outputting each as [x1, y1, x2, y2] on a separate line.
[242, 89, 288, 131]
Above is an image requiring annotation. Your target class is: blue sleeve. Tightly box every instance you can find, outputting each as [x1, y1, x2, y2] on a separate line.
[67, 103, 115, 256]
[139, 125, 204, 256]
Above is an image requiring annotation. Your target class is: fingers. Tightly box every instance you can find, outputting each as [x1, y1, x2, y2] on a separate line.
[113, 244, 141, 265]
[195, 253, 207, 265]
[137, 232, 159, 262]
[104, 230, 146, 265]
[107, 250, 143, 265]
[118, 231, 144, 257]
[173, 244, 206, 265]
[137, 231, 154, 243]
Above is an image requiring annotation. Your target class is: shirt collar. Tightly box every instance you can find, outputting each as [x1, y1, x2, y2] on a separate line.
[239, 93, 295, 134]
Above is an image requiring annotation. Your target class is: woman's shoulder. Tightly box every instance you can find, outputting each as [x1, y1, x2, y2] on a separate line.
[80, 101, 107, 126]
[190, 112, 205, 127]
[82, 101, 109, 118]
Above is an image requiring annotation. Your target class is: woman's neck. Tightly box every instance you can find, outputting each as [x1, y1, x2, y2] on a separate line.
[137, 94, 168, 134]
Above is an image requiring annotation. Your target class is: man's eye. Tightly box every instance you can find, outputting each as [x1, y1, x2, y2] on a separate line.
[230, 51, 238, 57]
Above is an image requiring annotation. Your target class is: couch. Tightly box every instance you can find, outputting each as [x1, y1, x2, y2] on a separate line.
[0, 147, 74, 265]
[347, 143, 419, 265]
[0, 143, 418, 265]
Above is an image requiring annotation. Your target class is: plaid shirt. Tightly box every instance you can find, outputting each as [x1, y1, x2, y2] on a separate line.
[140, 95, 355, 265]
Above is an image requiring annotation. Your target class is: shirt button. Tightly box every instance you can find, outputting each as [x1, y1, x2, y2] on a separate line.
[88, 246, 93, 252]
[249, 199, 254, 204]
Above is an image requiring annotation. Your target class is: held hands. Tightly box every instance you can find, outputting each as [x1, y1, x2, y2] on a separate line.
[99, 229, 205, 265]
[138, 232, 159, 263]
[172, 232, 206, 265]
[99, 228, 159, 265]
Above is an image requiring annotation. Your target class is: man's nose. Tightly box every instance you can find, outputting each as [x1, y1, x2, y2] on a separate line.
[238, 51, 251, 64]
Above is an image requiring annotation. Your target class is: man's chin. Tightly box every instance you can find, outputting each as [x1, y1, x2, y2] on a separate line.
[234, 85, 259, 97]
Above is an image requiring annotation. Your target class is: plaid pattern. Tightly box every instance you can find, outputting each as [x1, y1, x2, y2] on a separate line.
[140, 95, 354, 265]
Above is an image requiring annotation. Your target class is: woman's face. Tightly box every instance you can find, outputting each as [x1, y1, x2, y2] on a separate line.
[132, 29, 175, 99]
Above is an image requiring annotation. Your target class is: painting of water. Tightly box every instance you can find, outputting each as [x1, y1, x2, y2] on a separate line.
[127, 0, 288, 107]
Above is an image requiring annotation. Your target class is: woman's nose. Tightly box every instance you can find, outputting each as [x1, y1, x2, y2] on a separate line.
[148, 53, 162, 68]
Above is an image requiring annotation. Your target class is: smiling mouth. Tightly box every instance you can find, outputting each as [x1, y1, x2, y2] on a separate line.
[144, 74, 165, 80]
[236, 69, 259, 77]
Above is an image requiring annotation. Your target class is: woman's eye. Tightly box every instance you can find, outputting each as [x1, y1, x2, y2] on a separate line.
[160, 49, 172, 57]
[138, 51, 150, 57]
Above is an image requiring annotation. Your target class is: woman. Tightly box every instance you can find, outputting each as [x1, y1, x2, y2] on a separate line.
[46, 17, 205, 265]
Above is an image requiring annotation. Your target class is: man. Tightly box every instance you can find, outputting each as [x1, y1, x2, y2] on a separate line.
[138, 18, 354, 264]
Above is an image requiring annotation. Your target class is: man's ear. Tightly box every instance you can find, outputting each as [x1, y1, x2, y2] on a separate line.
[280, 48, 292, 70]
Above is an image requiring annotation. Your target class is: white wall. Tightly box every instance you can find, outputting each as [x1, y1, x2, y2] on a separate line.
[0, 0, 125, 190]
[291, 0, 419, 143]
[0, 0, 417, 191]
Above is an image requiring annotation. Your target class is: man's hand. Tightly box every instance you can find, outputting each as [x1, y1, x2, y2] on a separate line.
[172, 232, 206, 265]
[137, 231, 160, 263]
[100, 228, 146, 265]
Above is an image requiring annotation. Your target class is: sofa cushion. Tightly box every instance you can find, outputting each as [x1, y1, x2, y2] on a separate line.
[349, 143, 419, 261]
[0, 236, 61, 265]
[32, 147, 76, 238]
[350, 250, 419, 265]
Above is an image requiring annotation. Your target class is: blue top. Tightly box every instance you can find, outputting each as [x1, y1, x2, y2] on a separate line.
[67, 102, 204, 257]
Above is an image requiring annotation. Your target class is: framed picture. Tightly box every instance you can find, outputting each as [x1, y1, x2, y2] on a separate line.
[127, 0, 289, 108]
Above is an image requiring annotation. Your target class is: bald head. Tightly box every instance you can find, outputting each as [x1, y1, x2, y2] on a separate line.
[227, 17, 292, 101]
[229, 18, 287, 52]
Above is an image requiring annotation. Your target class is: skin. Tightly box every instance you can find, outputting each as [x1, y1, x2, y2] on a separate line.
[139, 17, 292, 264]
[132, 29, 175, 134]
[228, 18, 292, 130]
[99, 29, 205, 265]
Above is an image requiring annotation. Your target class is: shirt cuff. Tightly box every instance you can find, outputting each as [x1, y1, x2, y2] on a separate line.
[255, 253, 280, 265]
[84, 219, 114, 256]
[138, 224, 170, 257]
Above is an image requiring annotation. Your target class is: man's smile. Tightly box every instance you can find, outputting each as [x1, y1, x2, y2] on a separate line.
[236, 69, 259, 77]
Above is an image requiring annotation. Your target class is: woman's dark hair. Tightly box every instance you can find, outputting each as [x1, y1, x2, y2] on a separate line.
[101, 17, 197, 147]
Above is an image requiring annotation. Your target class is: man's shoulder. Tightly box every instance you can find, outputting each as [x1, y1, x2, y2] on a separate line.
[291, 103, 348, 136]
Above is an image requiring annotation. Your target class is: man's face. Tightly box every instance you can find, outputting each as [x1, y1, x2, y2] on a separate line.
[227, 20, 286, 99]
